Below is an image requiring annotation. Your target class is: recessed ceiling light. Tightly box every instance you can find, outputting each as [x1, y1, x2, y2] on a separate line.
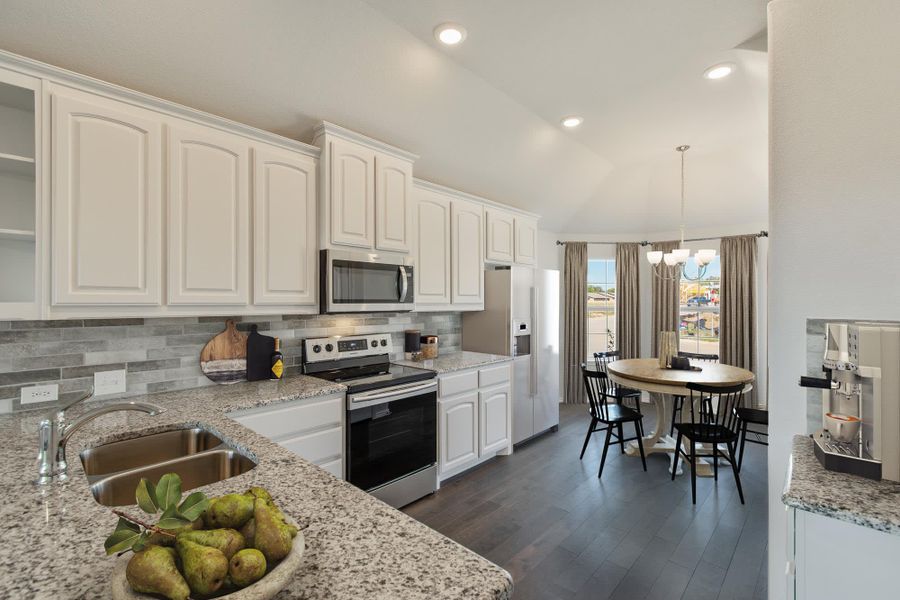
[561, 116, 583, 128]
[434, 23, 467, 45]
[703, 62, 736, 80]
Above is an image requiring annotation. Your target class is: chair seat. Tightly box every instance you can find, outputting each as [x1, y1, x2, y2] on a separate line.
[673, 422, 739, 444]
[591, 403, 642, 424]
[735, 407, 768, 426]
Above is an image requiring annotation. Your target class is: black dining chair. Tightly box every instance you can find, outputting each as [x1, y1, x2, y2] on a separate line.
[579, 364, 647, 479]
[670, 351, 719, 436]
[593, 351, 642, 414]
[734, 405, 769, 472]
[671, 381, 745, 504]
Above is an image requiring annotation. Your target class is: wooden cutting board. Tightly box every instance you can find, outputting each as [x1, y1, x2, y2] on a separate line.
[200, 320, 248, 384]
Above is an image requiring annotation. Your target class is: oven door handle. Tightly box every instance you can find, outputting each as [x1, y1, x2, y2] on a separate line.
[348, 380, 437, 410]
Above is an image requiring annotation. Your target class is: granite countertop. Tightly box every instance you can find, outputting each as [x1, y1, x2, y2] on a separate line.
[782, 435, 900, 535]
[0, 375, 512, 599]
[394, 350, 513, 374]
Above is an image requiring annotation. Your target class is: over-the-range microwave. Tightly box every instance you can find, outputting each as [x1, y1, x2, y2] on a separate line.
[320, 249, 415, 313]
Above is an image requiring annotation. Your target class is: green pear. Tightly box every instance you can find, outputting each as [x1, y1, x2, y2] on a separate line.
[147, 517, 203, 547]
[239, 517, 256, 547]
[245, 488, 297, 538]
[205, 493, 255, 529]
[245, 486, 272, 502]
[125, 545, 190, 600]
[177, 528, 245, 560]
[176, 538, 228, 596]
[229, 548, 267, 587]
[252, 497, 293, 562]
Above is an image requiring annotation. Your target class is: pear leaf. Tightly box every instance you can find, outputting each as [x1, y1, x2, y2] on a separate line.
[156, 505, 191, 530]
[135, 478, 159, 514]
[154, 473, 182, 511]
[104, 518, 142, 555]
[131, 531, 151, 553]
[177, 491, 209, 522]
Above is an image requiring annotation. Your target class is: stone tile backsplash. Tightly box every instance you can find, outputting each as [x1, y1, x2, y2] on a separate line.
[0, 312, 461, 413]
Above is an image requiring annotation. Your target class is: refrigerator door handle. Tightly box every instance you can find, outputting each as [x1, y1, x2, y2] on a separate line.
[531, 286, 538, 393]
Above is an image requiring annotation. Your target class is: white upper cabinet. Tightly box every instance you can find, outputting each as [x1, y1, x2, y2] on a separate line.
[252, 144, 317, 306]
[414, 188, 451, 305]
[167, 122, 249, 305]
[485, 207, 515, 263]
[328, 136, 375, 249]
[50, 86, 162, 305]
[375, 153, 413, 253]
[451, 198, 484, 306]
[514, 216, 538, 266]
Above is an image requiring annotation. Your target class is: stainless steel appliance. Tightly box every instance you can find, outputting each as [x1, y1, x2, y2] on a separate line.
[461, 266, 560, 445]
[800, 322, 900, 480]
[302, 333, 437, 507]
[320, 250, 414, 313]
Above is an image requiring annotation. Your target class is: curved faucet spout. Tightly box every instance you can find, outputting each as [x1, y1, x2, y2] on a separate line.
[60, 401, 165, 447]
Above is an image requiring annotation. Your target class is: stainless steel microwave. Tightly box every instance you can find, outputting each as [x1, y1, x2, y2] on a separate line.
[320, 250, 415, 313]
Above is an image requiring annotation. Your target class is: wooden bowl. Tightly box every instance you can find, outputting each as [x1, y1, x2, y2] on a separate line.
[111, 531, 305, 600]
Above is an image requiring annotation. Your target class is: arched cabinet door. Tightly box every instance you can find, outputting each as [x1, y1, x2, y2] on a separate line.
[451, 198, 484, 306]
[167, 122, 249, 305]
[375, 153, 413, 253]
[485, 207, 515, 263]
[51, 87, 162, 305]
[252, 144, 317, 306]
[329, 137, 375, 248]
[414, 188, 451, 306]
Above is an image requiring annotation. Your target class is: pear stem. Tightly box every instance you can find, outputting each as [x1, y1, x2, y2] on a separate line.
[112, 509, 177, 539]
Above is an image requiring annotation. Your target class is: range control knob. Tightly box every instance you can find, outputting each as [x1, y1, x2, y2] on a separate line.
[380, 339, 388, 347]
[370, 339, 378, 348]
[325, 343, 334, 352]
[312, 345, 322, 353]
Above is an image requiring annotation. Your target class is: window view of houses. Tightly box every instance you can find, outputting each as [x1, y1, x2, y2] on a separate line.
[587, 259, 616, 356]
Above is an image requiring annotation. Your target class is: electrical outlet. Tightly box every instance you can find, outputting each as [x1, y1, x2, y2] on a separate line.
[21, 384, 59, 405]
[94, 369, 127, 396]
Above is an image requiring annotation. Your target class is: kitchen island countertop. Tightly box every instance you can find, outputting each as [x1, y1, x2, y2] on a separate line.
[394, 350, 513, 374]
[0, 375, 512, 599]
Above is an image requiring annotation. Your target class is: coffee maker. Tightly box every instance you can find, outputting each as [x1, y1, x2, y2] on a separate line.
[800, 322, 900, 480]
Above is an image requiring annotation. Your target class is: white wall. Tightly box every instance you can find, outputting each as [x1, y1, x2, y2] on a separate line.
[767, 1, 900, 598]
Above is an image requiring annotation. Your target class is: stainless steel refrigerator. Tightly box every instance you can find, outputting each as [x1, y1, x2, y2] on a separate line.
[461, 266, 560, 444]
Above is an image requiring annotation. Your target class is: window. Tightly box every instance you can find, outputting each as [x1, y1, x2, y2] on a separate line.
[587, 259, 615, 357]
[679, 256, 720, 356]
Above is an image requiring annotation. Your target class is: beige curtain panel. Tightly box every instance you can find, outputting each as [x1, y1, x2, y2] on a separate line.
[563, 241, 588, 404]
[615, 243, 641, 359]
[651, 240, 681, 355]
[720, 234, 759, 406]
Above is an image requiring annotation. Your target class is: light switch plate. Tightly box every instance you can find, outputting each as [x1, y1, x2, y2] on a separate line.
[21, 383, 59, 405]
[94, 369, 127, 396]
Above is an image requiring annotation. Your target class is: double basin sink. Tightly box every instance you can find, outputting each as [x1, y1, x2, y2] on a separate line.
[80, 428, 257, 507]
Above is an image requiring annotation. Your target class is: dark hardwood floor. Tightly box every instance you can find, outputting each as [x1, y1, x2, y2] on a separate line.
[403, 403, 768, 600]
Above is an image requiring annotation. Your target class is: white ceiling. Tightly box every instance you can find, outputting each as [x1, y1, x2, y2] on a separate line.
[0, 0, 768, 234]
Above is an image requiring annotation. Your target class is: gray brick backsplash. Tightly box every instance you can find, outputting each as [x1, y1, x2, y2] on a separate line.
[0, 311, 461, 413]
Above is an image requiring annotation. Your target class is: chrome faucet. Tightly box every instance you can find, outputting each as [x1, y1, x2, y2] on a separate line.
[35, 387, 164, 485]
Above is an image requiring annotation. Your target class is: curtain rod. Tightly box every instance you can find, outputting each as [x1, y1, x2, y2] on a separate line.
[555, 230, 768, 246]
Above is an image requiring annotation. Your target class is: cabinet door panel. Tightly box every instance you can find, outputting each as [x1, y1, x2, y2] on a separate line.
[168, 123, 249, 305]
[485, 208, 515, 263]
[330, 137, 374, 248]
[415, 189, 451, 305]
[253, 144, 317, 305]
[514, 217, 537, 265]
[480, 385, 511, 455]
[440, 393, 478, 474]
[375, 154, 412, 253]
[51, 88, 162, 305]
[451, 198, 484, 305]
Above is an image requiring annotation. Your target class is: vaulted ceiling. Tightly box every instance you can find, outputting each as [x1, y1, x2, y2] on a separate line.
[0, 0, 768, 233]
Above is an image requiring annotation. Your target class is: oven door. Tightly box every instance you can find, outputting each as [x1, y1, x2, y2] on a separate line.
[321, 250, 414, 313]
[346, 381, 437, 492]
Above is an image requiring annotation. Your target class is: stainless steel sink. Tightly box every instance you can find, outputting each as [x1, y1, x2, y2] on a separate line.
[79, 427, 257, 507]
[80, 428, 225, 478]
[90, 450, 257, 507]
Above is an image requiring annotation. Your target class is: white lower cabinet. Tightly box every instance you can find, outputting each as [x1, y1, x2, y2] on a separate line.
[437, 362, 512, 480]
[228, 393, 344, 479]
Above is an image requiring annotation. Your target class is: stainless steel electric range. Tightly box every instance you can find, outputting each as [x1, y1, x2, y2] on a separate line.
[301, 333, 437, 508]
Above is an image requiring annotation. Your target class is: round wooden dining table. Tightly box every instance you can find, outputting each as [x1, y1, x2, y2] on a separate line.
[605, 358, 754, 477]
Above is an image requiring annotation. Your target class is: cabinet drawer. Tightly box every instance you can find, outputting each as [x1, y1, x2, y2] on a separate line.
[319, 458, 343, 479]
[279, 427, 342, 464]
[479, 364, 510, 388]
[440, 369, 479, 397]
[230, 396, 342, 440]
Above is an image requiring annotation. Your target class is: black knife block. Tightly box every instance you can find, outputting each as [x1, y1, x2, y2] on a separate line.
[246, 325, 276, 381]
